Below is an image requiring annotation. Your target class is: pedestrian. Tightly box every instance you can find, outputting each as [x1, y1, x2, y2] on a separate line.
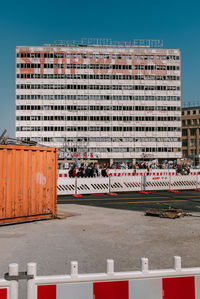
[77, 163, 85, 178]
[101, 164, 109, 177]
[93, 163, 99, 177]
[68, 163, 75, 178]
[85, 164, 93, 177]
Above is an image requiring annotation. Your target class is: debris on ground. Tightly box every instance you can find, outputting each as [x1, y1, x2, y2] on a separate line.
[145, 208, 189, 219]
[57, 211, 81, 219]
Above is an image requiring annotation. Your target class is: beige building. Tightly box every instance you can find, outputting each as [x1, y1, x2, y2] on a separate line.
[182, 106, 200, 164]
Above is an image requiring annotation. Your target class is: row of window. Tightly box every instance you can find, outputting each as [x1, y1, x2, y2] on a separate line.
[65, 147, 181, 153]
[26, 137, 181, 143]
[182, 119, 200, 126]
[17, 52, 180, 60]
[16, 95, 181, 101]
[16, 115, 181, 122]
[16, 126, 181, 132]
[17, 63, 180, 70]
[182, 140, 198, 147]
[17, 74, 180, 81]
[16, 105, 181, 111]
[182, 128, 199, 136]
[16, 84, 180, 91]
[182, 109, 200, 115]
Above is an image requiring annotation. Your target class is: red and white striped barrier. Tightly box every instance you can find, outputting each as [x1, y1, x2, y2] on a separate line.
[27, 256, 200, 299]
[58, 169, 200, 178]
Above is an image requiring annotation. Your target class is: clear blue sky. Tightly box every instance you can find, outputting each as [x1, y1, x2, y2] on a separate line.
[0, 0, 200, 137]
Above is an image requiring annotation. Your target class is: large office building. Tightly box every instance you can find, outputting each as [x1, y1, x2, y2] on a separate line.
[16, 39, 182, 163]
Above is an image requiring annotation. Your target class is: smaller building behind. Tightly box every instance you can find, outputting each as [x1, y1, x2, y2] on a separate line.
[182, 105, 200, 165]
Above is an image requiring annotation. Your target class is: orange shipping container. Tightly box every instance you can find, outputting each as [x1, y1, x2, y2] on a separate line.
[0, 145, 57, 225]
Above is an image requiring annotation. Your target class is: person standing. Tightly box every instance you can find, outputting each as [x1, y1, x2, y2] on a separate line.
[101, 164, 109, 177]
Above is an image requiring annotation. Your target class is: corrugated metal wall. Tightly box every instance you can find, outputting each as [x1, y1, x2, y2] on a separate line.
[0, 145, 57, 225]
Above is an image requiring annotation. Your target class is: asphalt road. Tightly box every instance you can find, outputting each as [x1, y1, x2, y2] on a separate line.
[58, 190, 200, 213]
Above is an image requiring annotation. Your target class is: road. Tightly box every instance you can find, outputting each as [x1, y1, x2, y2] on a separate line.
[58, 190, 200, 213]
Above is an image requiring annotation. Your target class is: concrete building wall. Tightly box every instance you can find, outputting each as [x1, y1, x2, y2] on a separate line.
[16, 44, 182, 161]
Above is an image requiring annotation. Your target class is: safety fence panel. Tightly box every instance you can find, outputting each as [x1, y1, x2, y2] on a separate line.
[110, 176, 142, 192]
[109, 169, 135, 177]
[26, 257, 200, 299]
[190, 169, 200, 176]
[76, 178, 109, 194]
[58, 169, 198, 178]
[57, 178, 76, 195]
[170, 175, 197, 190]
[144, 176, 171, 191]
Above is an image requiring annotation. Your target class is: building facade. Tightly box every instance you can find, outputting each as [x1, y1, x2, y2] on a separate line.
[16, 40, 182, 163]
[182, 105, 200, 164]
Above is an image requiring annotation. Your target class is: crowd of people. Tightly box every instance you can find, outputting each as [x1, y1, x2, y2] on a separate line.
[69, 162, 109, 178]
[67, 161, 193, 177]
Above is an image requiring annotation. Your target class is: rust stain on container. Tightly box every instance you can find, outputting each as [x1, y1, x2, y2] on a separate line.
[0, 145, 57, 225]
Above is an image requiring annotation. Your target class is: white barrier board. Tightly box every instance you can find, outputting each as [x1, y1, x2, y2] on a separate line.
[57, 178, 76, 195]
[144, 176, 170, 191]
[77, 178, 109, 194]
[110, 176, 142, 192]
[170, 175, 197, 190]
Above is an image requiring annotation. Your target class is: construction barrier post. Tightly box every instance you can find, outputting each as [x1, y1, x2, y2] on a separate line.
[8, 263, 19, 299]
[142, 176, 146, 191]
[27, 263, 37, 299]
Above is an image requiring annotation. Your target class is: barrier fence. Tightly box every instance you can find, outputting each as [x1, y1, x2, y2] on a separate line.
[3, 257, 200, 299]
[58, 169, 200, 178]
[57, 174, 200, 195]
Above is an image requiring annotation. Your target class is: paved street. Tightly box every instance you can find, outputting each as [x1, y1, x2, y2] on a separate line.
[58, 190, 200, 213]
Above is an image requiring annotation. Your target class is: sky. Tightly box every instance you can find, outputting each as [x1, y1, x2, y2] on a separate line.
[0, 0, 200, 137]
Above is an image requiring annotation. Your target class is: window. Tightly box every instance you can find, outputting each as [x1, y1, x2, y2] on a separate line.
[190, 129, 196, 136]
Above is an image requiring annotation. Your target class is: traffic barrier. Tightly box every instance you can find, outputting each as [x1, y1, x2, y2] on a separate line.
[58, 169, 200, 178]
[144, 176, 170, 191]
[76, 178, 109, 194]
[58, 170, 68, 178]
[170, 175, 197, 190]
[57, 178, 76, 195]
[110, 176, 142, 192]
[26, 256, 200, 299]
[57, 175, 200, 196]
